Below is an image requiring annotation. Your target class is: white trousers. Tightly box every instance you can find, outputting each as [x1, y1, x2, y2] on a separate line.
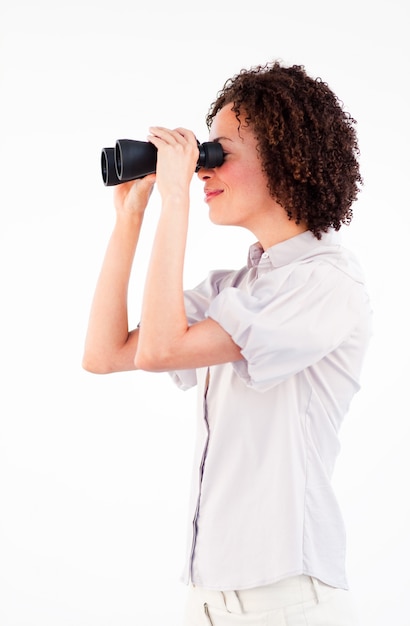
[182, 575, 359, 626]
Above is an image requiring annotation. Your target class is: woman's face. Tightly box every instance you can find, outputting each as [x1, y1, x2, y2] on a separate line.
[197, 104, 277, 232]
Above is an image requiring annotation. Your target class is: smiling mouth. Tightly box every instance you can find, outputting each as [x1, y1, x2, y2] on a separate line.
[204, 189, 223, 202]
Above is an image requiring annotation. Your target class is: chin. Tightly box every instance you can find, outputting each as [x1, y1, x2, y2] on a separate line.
[208, 207, 230, 226]
[209, 215, 230, 227]
[209, 211, 245, 230]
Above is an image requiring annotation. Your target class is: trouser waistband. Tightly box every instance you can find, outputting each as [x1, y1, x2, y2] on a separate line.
[191, 575, 333, 614]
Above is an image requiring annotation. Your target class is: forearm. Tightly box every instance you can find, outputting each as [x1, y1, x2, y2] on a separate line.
[135, 194, 189, 370]
[132, 126, 242, 372]
[82, 211, 143, 373]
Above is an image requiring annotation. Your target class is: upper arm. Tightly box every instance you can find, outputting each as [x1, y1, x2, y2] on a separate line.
[135, 268, 244, 373]
[134, 317, 243, 372]
[82, 328, 140, 374]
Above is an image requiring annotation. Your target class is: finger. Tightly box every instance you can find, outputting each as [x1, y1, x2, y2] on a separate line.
[174, 127, 197, 144]
[118, 173, 156, 191]
[131, 174, 156, 201]
[148, 126, 178, 144]
[113, 174, 155, 199]
[148, 126, 194, 145]
[114, 179, 135, 194]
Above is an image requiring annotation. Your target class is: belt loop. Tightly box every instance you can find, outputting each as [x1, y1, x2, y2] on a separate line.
[310, 577, 321, 604]
[234, 590, 244, 613]
[222, 590, 244, 614]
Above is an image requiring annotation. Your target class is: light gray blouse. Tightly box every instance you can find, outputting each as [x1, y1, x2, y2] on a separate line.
[171, 230, 372, 591]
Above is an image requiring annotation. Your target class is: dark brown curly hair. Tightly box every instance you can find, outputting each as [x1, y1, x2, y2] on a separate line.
[206, 62, 362, 239]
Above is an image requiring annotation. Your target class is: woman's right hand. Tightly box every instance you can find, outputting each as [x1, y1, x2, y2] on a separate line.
[113, 174, 156, 217]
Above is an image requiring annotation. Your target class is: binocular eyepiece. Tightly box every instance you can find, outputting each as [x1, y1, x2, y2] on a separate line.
[101, 139, 224, 186]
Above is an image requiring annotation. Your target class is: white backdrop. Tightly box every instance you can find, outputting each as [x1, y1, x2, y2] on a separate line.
[0, 1, 408, 624]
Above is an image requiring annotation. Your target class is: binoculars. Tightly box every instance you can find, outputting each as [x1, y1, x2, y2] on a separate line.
[101, 139, 224, 186]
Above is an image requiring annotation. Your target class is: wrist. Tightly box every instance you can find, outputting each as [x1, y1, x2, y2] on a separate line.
[115, 209, 145, 228]
[161, 191, 190, 214]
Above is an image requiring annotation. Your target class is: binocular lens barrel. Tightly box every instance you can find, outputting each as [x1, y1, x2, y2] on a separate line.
[115, 140, 157, 182]
[101, 139, 224, 186]
[101, 148, 120, 186]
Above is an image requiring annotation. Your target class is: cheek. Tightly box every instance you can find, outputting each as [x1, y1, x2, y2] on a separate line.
[224, 162, 256, 191]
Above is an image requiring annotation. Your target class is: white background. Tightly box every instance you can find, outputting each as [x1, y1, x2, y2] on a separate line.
[0, 0, 408, 624]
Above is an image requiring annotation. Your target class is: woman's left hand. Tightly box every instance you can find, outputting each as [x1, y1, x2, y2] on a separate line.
[147, 126, 198, 201]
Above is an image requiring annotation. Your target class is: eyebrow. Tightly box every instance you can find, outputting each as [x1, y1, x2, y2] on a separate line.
[212, 136, 234, 143]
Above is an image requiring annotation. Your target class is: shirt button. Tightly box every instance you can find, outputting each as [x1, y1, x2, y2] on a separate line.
[261, 252, 269, 259]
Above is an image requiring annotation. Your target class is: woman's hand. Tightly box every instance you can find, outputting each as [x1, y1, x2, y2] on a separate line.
[113, 174, 156, 217]
[83, 173, 156, 375]
[135, 127, 197, 369]
[147, 127, 198, 201]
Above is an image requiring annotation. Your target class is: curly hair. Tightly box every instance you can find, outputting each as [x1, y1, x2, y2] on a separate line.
[206, 62, 362, 239]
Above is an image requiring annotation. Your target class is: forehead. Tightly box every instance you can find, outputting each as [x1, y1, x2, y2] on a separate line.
[209, 104, 249, 142]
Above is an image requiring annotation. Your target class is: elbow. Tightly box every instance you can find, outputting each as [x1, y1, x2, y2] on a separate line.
[82, 351, 113, 375]
[134, 347, 171, 372]
[135, 331, 185, 372]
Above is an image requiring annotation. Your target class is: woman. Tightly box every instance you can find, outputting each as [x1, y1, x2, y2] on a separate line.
[83, 61, 372, 625]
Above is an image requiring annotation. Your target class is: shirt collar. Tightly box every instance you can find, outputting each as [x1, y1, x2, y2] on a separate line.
[247, 230, 341, 269]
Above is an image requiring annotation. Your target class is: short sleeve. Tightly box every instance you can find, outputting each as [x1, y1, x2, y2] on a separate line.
[206, 260, 368, 392]
[168, 267, 244, 390]
[168, 368, 198, 391]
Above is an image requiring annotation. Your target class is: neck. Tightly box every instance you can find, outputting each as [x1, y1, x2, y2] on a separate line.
[256, 219, 308, 251]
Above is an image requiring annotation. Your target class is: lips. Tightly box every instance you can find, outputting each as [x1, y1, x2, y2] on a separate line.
[204, 188, 223, 202]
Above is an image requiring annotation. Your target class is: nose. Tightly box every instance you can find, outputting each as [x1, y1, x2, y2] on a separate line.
[197, 167, 213, 181]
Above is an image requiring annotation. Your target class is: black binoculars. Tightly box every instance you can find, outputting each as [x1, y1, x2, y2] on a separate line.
[101, 139, 224, 186]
